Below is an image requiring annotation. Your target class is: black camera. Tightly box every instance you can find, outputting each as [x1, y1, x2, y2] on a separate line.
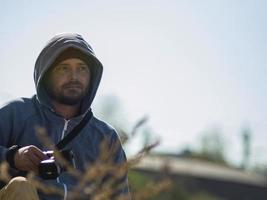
[38, 149, 74, 180]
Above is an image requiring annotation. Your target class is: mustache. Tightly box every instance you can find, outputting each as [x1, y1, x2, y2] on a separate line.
[62, 81, 83, 88]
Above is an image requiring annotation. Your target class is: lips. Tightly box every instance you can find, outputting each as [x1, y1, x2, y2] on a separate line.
[63, 82, 83, 89]
[64, 84, 82, 89]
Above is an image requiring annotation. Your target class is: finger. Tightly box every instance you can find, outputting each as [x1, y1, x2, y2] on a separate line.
[29, 146, 48, 160]
[25, 160, 39, 173]
[21, 156, 37, 172]
[28, 153, 43, 167]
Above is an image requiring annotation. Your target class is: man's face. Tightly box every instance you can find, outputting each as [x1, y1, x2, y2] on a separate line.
[45, 58, 91, 105]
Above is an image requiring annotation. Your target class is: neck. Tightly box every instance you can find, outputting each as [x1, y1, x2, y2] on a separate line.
[52, 101, 81, 119]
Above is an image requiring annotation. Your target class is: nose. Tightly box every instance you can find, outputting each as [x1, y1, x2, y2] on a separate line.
[69, 69, 79, 80]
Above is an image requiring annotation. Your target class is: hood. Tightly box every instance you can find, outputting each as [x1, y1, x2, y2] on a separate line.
[34, 33, 103, 114]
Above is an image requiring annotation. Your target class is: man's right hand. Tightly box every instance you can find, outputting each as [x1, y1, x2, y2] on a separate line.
[14, 145, 48, 173]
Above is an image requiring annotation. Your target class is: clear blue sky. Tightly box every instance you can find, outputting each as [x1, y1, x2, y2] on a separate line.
[0, 0, 267, 167]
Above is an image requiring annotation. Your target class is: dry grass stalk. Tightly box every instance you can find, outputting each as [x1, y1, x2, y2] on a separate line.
[0, 118, 172, 199]
[0, 162, 11, 183]
[132, 179, 172, 200]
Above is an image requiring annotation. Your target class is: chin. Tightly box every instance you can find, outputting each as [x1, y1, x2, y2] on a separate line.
[61, 98, 82, 105]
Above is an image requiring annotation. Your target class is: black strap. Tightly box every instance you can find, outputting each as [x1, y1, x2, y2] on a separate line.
[56, 110, 93, 150]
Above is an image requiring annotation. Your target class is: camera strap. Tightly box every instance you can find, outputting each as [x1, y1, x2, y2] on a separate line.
[56, 110, 93, 150]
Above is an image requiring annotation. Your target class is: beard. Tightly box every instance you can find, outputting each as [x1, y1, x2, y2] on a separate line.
[45, 82, 88, 106]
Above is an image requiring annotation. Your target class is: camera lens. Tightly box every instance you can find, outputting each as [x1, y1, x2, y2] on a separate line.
[39, 159, 60, 179]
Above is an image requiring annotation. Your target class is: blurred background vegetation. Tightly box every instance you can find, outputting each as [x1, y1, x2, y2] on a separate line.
[94, 94, 267, 200]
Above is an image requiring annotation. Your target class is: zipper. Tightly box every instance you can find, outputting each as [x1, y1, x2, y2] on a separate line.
[57, 119, 69, 200]
[57, 177, 67, 200]
[61, 119, 69, 140]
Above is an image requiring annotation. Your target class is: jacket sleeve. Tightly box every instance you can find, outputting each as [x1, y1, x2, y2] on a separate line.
[108, 129, 131, 199]
[0, 103, 15, 163]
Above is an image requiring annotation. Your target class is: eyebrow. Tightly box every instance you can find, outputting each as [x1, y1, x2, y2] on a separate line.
[58, 61, 87, 66]
[77, 62, 88, 65]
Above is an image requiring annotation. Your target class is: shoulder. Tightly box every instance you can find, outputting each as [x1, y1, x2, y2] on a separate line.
[0, 96, 38, 119]
[90, 115, 120, 139]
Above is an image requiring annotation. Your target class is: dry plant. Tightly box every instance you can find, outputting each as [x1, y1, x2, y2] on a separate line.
[0, 117, 172, 200]
[131, 179, 172, 200]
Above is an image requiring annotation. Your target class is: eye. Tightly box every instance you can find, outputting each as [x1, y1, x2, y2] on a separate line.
[78, 65, 88, 71]
[55, 65, 68, 71]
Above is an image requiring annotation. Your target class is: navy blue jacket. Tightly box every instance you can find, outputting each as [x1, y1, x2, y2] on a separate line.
[0, 33, 130, 200]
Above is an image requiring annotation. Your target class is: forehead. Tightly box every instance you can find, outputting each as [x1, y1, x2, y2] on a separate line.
[57, 58, 87, 65]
